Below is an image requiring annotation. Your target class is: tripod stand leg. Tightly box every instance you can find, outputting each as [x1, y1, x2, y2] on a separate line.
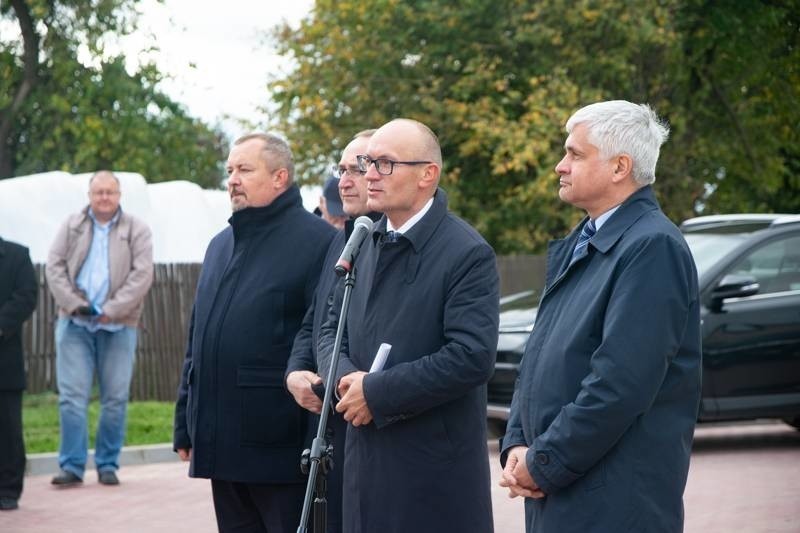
[313, 475, 327, 533]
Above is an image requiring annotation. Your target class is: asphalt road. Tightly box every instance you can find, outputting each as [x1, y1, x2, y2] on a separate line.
[1, 421, 798, 532]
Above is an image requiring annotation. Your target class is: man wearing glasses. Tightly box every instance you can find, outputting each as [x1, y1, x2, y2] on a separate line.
[286, 128, 381, 533]
[46, 170, 153, 488]
[328, 119, 499, 532]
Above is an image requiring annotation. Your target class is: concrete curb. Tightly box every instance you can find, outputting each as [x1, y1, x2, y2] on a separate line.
[25, 443, 179, 477]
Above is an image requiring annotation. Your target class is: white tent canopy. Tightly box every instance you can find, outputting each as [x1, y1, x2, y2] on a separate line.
[0, 172, 323, 263]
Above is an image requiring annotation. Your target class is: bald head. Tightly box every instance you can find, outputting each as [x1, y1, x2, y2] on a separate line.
[363, 118, 442, 227]
[89, 170, 119, 187]
[380, 119, 442, 167]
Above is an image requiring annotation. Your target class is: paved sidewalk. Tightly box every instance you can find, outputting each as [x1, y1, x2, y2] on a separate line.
[3, 460, 216, 533]
[1, 422, 797, 533]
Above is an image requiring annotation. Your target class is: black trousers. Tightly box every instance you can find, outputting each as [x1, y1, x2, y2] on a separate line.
[0, 390, 25, 500]
[211, 479, 305, 533]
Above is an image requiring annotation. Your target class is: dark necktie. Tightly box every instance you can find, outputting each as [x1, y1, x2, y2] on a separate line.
[384, 230, 401, 243]
[570, 219, 596, 265]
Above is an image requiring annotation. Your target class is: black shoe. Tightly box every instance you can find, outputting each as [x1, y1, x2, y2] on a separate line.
[98, 470, 119, 486]
[0, 497, 18, 510]
[51, 469, 83, 487]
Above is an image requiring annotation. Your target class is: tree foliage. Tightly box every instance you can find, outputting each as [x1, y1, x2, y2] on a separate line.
[0, 0, 227, 187]
[268, 0, 799, 253]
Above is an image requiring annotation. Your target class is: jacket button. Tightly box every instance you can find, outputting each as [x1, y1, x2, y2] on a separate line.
[535, 452, 549, 465]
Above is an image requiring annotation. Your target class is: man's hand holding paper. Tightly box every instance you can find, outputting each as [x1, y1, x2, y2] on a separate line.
[336, 343, 391, 426]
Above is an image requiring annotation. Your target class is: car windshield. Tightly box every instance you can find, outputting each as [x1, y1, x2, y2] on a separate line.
[683, 233, 750, 277]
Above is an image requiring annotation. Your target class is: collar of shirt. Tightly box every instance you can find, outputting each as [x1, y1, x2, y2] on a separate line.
[387, 196, 434, 234]
[593, 205, 621, 232]
[74, 208, 124, 333]
[88, 207, 121, 229]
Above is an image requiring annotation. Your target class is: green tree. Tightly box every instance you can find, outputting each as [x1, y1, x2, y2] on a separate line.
[268, 0, 799, 253]
[669, 0, 800, 215]
[0, 0, 227, 187]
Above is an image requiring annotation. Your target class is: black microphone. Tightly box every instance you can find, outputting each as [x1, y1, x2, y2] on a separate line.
[334, 216, 374, 277]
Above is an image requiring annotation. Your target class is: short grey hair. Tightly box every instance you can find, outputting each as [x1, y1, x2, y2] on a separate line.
[89, 170, 120, 187]
[234, 132, 295, 183]
[566, 100, 669, 185]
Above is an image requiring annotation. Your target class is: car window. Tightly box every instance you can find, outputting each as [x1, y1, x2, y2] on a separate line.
[726, 235, 800, 295]
[684, 233, 749, 277]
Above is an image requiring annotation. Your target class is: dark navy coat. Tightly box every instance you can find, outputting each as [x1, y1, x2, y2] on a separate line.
[284, 220, 346, 533]
[286, 230, 344, 381]
[287, 213, 382, 383]
[327, 190, 499, 533]
[173, 186, 335, 483]
[0, 238, 37, 391]
[285, 213, 383, 533]
[502, 186, 701, 533]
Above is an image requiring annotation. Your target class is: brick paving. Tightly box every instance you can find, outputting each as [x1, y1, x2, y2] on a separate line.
[0, 422, 797, 533]
[684, 422, 800, 533]
[0, 461, 215, 533]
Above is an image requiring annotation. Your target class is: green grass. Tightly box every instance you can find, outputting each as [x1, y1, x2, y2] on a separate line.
[23, 392, 175, 454]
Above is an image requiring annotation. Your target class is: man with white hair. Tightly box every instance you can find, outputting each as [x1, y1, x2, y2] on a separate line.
[500, 100, 701, 532]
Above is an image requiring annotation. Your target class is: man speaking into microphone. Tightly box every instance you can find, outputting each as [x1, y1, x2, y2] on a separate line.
[324, 118, 500, 533]
[285, 129, 380, 533]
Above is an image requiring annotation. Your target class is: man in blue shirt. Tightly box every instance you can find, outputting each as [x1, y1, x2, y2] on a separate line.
[46, 171, 153, 487]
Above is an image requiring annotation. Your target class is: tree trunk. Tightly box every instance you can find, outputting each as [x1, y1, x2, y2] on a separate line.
[0, 0, 39, 178]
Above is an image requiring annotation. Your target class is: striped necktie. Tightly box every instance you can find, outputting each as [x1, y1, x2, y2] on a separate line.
[385, 230, 401, 243]
[570, 219, 596, 264]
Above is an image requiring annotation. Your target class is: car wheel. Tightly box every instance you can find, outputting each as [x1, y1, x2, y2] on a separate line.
[783, 417, 800, 430]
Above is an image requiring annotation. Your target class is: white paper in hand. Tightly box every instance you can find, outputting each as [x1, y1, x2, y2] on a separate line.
[369, 343, 392, 373]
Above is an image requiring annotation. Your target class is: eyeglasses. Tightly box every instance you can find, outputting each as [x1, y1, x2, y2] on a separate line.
[332, 164, 365, 179]
[90, 190, 120, 197]
[356, 155, 433, 176]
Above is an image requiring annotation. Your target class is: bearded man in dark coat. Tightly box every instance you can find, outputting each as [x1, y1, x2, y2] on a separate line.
[173, 132, 336, 532]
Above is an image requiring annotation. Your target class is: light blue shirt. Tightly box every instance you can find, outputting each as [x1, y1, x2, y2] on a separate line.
[593, 205, 621, 232]
[72, 209, 124, 333]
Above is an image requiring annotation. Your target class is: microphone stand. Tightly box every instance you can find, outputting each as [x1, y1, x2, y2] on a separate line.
[297, 269, 355, 533]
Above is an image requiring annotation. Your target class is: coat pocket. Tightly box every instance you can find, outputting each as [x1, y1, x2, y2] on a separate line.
[237, 363, 304, 447]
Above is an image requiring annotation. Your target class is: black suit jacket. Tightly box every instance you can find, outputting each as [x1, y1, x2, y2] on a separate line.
[0, 238, 38, 391]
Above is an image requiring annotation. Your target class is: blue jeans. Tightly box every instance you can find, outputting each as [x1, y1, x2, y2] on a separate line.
[55, 318, 137, 478]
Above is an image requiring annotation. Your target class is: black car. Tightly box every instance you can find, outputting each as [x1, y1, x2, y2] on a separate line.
[488, 214, 800, 432]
